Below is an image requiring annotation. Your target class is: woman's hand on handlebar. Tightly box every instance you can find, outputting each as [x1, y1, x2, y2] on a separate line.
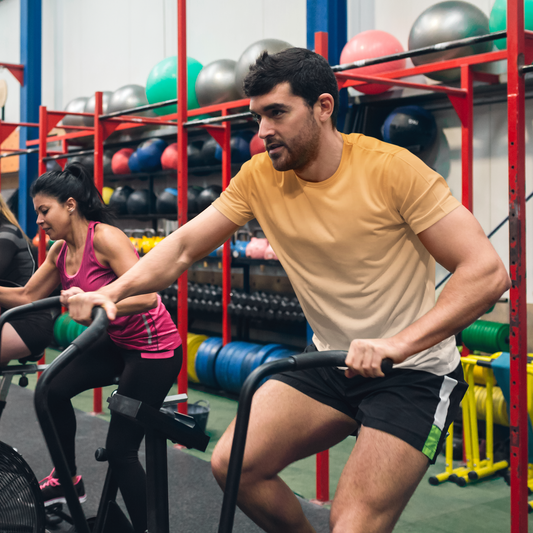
[344, 338, 403, 379]
[60, 287, 84, 308]
[68, 292, 118, 325]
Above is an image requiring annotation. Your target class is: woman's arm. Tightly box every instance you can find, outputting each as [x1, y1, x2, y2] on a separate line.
[0, 241, 62, 308]
[91, 224, 158, 317]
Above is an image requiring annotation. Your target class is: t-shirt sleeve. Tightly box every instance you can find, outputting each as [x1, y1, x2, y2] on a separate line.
[0, 239, 17, 278]
[212, 161, 256, 226]
[388, 149, 461, 235]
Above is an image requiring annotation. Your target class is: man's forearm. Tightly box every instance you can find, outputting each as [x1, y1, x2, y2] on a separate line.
[392, 262, 510, 361]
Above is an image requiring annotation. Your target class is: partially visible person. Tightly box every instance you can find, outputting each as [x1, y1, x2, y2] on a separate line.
[0, 163, 182, 533]
[0, 194, 54, 365]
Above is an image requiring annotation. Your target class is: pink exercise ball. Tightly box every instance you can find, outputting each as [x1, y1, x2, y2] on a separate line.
[249, 133, 266, 156]
[339, 30, 406, 95]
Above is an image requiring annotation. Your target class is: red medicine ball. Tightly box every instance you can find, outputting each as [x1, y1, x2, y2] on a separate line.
[249, 133, 266, 156]
[112, 148, 135, 175]
[161, 143, 178, 170]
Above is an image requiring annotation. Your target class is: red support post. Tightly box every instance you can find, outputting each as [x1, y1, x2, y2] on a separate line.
[92, 91, 104, 416]
[221, 113, 232, 346]
[314, 31, 330, 504]
[176, 0, 189, 414]
[507, 0, 528, 531]
[460, 65, 474, 213]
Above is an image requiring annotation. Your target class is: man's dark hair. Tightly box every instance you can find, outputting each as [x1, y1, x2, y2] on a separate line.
[243, 47, 339, 128]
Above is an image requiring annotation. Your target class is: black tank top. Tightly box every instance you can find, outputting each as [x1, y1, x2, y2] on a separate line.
[0, 223, 35, 287]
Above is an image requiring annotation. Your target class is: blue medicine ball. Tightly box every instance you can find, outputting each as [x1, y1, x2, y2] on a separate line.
[215, 134, 250, 163]
[128, 150, 142, 173]
[381, 105, 437, 154]
[136, 138, 167, 172]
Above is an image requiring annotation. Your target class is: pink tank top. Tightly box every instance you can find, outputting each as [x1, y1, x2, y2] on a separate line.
[56, 221, 181, 354]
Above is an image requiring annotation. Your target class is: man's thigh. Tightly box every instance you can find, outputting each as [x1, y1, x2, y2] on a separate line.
[331, 425, 429, 533]
[215, 379, 357, 478]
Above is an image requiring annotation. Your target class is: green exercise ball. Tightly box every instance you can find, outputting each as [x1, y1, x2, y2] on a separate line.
[56, 313, 73, 347]
[490, 0, 533, 50]
[409, 1, 492, 82]
[146, 56, 203, 116]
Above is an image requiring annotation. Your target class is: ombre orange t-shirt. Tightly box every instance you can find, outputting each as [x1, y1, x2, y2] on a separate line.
[213, 133, 461, 375]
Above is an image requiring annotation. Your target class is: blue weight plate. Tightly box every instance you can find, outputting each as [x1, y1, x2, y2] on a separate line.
[240, 343, 284, 385]
[227, 343, 261, 394]
[195, 337, 222, 389]
[215, 341, 243, 391]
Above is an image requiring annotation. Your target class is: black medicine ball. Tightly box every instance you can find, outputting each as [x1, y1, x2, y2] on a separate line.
[126, 189, 155, 216]
[108, 185, 133, 215]
[196, 185, 223, 212]
[381, 105, 437, 153]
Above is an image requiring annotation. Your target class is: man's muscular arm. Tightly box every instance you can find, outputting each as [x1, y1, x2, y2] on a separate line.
[344, 206, 511, 378]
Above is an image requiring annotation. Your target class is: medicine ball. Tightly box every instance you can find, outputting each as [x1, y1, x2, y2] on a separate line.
[188, 186, 203, 214]
[112, 148, 135, 175]
[127, 189, 155, 215]
[136, 138, 167, 172]
[103, 150, 114, 175]
[128, 150, 142, 173]
[381, 106, 437, 154]
[109, 185, 133, 215]
[102, 187, 114, 205]
[46, 160, 62, 172]
[249, 132, 266, 156]
[200, 138, 221, 166]
[196, 185, 223, 212]
[214, 134, 250, 163]
[156, 188, 178, 215]
[188, 141, 204, 167]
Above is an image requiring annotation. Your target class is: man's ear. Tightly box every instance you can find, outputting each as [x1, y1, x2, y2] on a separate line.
[316, 93, 335, 124]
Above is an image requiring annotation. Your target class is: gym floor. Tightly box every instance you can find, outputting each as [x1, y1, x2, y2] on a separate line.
[22, 348, 533, 532]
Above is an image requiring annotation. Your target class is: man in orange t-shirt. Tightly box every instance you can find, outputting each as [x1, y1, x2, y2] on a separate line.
[69, 48, 510, 533]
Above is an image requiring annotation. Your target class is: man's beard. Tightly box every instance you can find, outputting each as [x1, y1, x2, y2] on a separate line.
[267, 115, 321, 172]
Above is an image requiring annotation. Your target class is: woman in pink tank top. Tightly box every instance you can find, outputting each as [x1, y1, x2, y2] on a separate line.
[0, 162, 182, 533]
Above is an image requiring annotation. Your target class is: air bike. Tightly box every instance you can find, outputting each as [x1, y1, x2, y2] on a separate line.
[217, 350, 393, 533]
[0, 296, 210, 533]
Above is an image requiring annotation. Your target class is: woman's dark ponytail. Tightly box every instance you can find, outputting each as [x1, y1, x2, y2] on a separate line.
[30, 162, 115, 224]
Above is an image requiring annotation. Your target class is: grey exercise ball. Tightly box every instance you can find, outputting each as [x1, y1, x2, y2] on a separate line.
[235, 39, 293, 97]
[83, 91, 113, 127]
[62, 96, 89, 127]
[106, 84, 157, 117]
[196, 59, 241, 108]
[408, 1, 492, 82]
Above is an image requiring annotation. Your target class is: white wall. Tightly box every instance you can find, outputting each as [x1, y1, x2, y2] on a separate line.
[0, 0, 20, 123]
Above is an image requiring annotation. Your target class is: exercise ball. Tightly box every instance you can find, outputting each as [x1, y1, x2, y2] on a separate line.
[196, 59, 241, 110]
[109, 185, 133, 215]
[161, 143, 178, 170]
[249, 132, 266, 156]
[339, 30, 406, 95]
[196, 185, 223, 212]
[127, 189, 155, 215]
[381, 106, 437, 153]
[215, 134, 250, 163]
[112, 148, 135, 175]
[102, 187, 114, 205]
[107, 84, 156, 117]
[136, 138, 167, 172]
[188, 141, 204, 167]
[409, 1, 492, 82]
[490, 0, 533, 50]
[146, 56, 203, 116]
[200, 137, 221, 166]
[235, 39, 293, 97]
[128, 150, 142, 174]
[62, 96, 89, 127]
[83, 91, 112, 127]
[156, 188, 177, 215]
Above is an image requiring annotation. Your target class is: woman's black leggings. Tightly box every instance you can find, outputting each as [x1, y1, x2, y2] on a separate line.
[47, 332, 182, 533]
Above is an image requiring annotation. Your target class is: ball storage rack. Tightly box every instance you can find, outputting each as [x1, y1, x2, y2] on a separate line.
[8, 1, 530, 529]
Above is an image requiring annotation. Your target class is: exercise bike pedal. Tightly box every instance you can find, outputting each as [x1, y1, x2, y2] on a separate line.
[45, 502, 68, 526]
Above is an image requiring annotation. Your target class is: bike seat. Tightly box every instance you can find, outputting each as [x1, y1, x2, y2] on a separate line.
[107, 393, 210, 452]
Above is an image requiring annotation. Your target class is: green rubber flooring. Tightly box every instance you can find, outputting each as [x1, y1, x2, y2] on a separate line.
[21, 348, 533, 532]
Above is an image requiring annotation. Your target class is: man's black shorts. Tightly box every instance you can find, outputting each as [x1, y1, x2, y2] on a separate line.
[270, 347, 467, 464]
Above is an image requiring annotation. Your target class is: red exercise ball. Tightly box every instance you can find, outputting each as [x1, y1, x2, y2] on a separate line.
[339, 30, 406, 95]
[161, 143, 178, 170]
[112, 148, 135, 175]
[249, 133, 266, 156]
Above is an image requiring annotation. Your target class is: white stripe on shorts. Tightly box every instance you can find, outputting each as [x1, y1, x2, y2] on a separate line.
[433, 375, 458, 430]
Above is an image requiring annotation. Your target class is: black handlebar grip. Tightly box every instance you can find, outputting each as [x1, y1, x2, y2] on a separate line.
[290, 351, 394, 374]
